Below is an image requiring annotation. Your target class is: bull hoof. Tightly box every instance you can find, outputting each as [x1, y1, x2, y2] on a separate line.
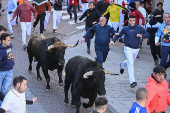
[46, 89, 51, 92]
[37, 76, 42, 81]
[71, 105, 76, 108]
[59, 83, 64, 86]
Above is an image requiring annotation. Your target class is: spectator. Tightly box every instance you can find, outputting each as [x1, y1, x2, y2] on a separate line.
[145, 66, 170, 113]
[123, 2, 145, 27]
[2, 0, 17, 38]
[82, 17, 117, 65]
[102, 0, 128, 33]
[153, 2, 164, 24]
[146, 14, 161, 66]
[0, 33, 15, 95]
[91, 97, 108, 113]
[10, 0, 37, 50]
[51, 0, 63, 33]
[32, 1, 52, 34]
[129, 88, 147, 113]
[79, 1, 100, 54]
[67, 0, 78, 23]
[155, 13, 170, 73]
[0, 76, 37, 113]
[110, 15, 149, 88]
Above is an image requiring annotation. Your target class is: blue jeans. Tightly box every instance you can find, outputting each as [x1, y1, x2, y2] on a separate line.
[159, 46, 170, 70]
[0, 69, 13, 95]
[85, 26, 92, 50]
[95, 47, 110, 65]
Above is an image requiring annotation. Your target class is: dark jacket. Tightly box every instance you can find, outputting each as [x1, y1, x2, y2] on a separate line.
[95, 0, 110, 15]
[54, 0, 63, 10]
[0, 43, 15, 71]
[153, 9, 164, 23]
[113, 24, 150, 49]
[79, 8, 100, 27]
[83, 24, 116, 49]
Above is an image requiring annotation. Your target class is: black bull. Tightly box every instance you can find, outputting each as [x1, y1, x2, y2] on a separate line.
[27, 35, 78, 91]
[64, 56, 118, 113]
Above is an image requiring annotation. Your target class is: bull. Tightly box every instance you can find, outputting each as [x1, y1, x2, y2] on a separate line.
[27, 34, 78, 91]
[64, 56, 118, 113]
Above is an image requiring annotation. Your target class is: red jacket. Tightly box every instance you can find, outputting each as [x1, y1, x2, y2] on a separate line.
[145, 75, 170, 113]
[124, 9, 145, 25]
[69, 0, 77, 5]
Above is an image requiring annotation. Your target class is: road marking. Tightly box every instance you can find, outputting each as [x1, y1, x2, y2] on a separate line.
[76, 25, 85, 29]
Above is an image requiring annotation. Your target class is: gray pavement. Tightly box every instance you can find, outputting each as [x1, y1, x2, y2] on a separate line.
[0, 1, 170, 113]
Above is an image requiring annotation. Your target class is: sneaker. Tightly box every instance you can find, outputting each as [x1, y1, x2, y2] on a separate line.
[87, 49, 90, 54]
[119, 38, 124, 43]
[10, 34, 14, 38]
[53, 29, 57, 33]
[23, 45, 27, 50]
[32, 27, 35, 32]
[136, 55, 139, 58]
[120, 63, 124, 74]
[154, 60, 159, 66]
[130, 82, 137, 88]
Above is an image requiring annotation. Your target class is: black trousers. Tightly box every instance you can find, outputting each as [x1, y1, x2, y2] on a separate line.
[67, 5, 77, 23]
[33, 13, 46, 34]
[149, 41, 161, 62]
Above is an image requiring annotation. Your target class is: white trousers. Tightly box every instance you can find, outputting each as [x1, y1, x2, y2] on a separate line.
[118, 14, 124, 33]
[44, 11, 50, 29]
[108, 20, 119, 31]
[81, 3, 88, 14]
[7, 13, 16, 33]
[121, 46, 140, 84]
[53, 10, 62, 29]
[20, 22, 31, 45]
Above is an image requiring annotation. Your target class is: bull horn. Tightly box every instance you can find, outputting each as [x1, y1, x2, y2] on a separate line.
[47, 45, 54, 51]
[64, 40, 79, 47]
[83, 71, 93, 79]
[103, 70, 119, 75]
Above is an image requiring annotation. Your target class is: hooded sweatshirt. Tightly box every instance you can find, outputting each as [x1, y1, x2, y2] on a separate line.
[0, 43, 15, 71]
[145, 75, 170, 113]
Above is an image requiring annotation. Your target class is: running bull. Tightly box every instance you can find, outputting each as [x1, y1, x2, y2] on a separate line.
[64, 56, 118, 113]
[27, 34, 79, 91]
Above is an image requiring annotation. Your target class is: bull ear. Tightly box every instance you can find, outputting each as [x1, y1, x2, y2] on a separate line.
[83, 71, 93, 79]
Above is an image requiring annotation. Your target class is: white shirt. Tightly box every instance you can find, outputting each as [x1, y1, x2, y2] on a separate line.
[138, 6, 146, 25]
[1, 88, 26, 113]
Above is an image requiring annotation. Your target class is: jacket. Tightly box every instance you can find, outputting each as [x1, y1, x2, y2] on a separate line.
[95, 0, 110, 15]
[0, 43, 15, 71]
[145, 75, 170, 113]
[102, 3, 128, 22]
[54, 0, 62, 10]
[79, 8, 100, 27]
[68, 0, 77, 6]
[32, 2, 51, 14]
[153, 9, 164, 24]
[83, 24, 116, 49]
[146, 22, 161, 42]
[113, 24, 150, 49]
[124, 9, 145, 25]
